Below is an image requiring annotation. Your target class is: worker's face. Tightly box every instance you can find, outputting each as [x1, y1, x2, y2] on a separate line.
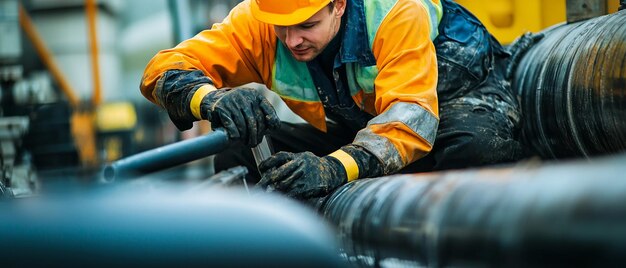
[274, 0, 346, 62]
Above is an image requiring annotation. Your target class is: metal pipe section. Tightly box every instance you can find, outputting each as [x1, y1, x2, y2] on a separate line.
[514, 10, 626, 159]
[320, 154, 626, 267]
[102, 128, 229, 181]
[0, 188, 346, 267]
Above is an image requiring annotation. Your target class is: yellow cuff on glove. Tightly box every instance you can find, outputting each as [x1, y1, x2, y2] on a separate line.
[328, 149, 359, 182]
[190, 84, 217, 120]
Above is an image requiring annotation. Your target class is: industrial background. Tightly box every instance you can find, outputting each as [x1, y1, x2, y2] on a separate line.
[1, 0, 626, 267]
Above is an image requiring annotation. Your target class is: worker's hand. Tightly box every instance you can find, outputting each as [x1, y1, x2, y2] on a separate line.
[202, 88, 280, 147]
[257, 152, 347, 199]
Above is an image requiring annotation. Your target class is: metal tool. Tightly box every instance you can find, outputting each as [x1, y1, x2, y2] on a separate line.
[251, 135, 274, 192]
[251, 135, 273, 167]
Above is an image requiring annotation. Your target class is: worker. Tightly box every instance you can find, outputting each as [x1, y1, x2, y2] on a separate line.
[140, 0, 537, 199]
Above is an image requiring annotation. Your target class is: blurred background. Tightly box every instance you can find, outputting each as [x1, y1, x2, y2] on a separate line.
[2, 1, 626, 267]
[0, 0, 623, 196]
[1, 0, 244, 196]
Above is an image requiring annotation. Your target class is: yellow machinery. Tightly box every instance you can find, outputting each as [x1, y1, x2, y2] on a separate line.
[18, 1, 137, 169]
[456, 0, 621, 44]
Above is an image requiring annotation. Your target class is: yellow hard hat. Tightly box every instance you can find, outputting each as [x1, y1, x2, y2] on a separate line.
[250, 0, 332, 26]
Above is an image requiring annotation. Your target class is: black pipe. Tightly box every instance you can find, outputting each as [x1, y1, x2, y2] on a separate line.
[102, 128, 229, 181]
[319, 154, 626, 267]
[514, 10, 626, 159]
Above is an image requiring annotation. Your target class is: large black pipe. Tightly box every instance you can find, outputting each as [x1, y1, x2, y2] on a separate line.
[102, 128, 229, 181]
[319, 154, 626, 267]
[514, 10, 626, 159]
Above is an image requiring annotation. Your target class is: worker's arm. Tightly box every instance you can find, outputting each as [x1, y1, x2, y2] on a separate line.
[257, 0, 439, 199]
[347, 0, 440, 175]
[139, 1, 278, 143]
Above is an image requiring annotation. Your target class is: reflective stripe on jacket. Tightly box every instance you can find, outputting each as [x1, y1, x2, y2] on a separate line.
[141, 0, 442, 174]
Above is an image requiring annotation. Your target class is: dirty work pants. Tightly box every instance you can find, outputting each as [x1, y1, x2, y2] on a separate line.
[215, 0, 525, 182]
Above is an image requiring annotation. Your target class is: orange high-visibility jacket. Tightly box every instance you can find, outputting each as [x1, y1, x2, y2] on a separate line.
[141, 0, 442, 176]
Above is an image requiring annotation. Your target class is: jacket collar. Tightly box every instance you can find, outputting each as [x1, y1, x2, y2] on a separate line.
[338, 0, 377, 67]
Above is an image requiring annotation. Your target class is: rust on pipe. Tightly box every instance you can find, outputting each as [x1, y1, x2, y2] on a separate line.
[86, 0, 102, 107]
[18, 3, 80, 109]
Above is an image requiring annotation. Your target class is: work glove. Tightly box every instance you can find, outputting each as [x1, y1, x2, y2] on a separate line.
[200, 87, 280, 147]
[256, 152, 347, 200]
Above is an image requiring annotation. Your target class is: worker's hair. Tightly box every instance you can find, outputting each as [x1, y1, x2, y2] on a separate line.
[327, 0, 335, 12]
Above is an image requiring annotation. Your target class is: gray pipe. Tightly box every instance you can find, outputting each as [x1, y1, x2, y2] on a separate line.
[0, 188, 346, 267]
[102, 128, 229, 182]
[319, 154, 626, 267]
[514, 10, 626, 159]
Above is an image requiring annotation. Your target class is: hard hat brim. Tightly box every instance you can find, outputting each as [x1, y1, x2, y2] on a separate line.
[250, 1, 331, 26]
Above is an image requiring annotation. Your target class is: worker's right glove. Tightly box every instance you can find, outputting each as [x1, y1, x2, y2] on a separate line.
[256, 144, 384, 200]
[257, 151, 347, 199]
[199, 86, 280, 147]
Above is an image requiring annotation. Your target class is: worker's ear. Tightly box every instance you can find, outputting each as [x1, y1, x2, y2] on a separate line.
[333, 0, 346, 17]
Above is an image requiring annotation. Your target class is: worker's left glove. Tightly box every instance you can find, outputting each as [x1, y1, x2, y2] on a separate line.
[256, 152, 347, 199]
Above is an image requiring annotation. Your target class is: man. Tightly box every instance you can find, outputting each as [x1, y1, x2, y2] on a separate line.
[140, 0, 527, 199]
